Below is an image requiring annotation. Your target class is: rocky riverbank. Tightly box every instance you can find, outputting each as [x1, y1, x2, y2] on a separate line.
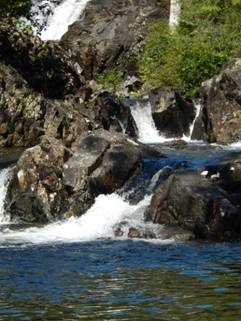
[1, 0, 241, 242]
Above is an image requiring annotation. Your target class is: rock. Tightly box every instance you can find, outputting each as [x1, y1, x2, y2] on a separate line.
[61, 0, 169, 76]
[200, 59, 241, 143]
[0, 63, 90, 147]
[149, 88, 195, 138]
[7, 136, 69, 223]
[7, 130, 142, 223]
[0, 20, 82, 98]
[94, 92, 137, 137]
[64, 129, 142, 196]
[145, 171, 241, 241]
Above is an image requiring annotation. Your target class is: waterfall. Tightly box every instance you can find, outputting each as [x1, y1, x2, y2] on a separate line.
[129, 101, 174, 144]
[0, 168, 12, 224]
[182, 101, 202, 142]
[169, 0, 181, 27]
[40, 0, 91, 41]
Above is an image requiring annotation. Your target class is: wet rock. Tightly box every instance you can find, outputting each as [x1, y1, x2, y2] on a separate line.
[7, 130, 142, 223]
[61, 0, 169, 76]
[149, 88, 195, 138]
[7, 136, 69, 223]
[0, 20, 82, 98]
[94, 92, 137, 137]
[200, 59, 241, 143]
[145, 171, 241, 241]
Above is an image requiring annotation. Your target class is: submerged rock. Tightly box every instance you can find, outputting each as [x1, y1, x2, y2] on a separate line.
[149, 88, 195, 138]
[145, 171, 241, 241]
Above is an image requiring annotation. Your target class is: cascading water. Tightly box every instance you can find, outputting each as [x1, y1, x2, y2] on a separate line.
[182, 101, 202, 143]
[40, 0, 91, 40]
[0, 168, 12, 224]
[130, 101, 173, 144]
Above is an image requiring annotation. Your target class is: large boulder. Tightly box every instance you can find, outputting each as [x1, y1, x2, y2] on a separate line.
[197, 59, 241, 143]
[64, 129, 142, 196]
[149, 88, 195, 137]
[7, 130, 142, 223]
[145, 171, 241, 241]
[0, 20, 82, 98]
[61, 0, 169, 76]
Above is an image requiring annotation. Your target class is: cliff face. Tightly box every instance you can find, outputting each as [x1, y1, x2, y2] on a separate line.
[61, 0, 170, 76]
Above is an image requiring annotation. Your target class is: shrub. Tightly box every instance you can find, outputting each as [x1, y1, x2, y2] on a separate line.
[139, 0, 241, 96]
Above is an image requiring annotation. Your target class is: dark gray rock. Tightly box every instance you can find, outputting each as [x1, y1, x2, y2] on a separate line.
[7, 130, 142, 223]
[0, 20, 82, 98]
[149, 88, 195, 138]
[61, 0, 169, 76]
[145, 171, 241, 241]
[199, 59, 241, 143]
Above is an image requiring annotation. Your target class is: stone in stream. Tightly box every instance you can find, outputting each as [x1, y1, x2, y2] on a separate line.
[6, 130, 143, 224]
[145, 170, 241, 241]
[193, 59, 241, 143]
[148, 88, 195, 138]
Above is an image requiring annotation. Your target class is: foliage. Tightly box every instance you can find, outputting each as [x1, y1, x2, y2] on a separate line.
[139, 0, 241, 95]
[0, 0, 31, 19]
[94, 70, 124, 92]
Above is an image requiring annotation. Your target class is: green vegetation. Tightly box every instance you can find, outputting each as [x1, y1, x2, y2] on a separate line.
[139, 0, 241, 95]
[0, 0, 31, 19]
[94, 70, 124, 92]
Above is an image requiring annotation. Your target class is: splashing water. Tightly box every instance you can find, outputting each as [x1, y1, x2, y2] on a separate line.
[0, 168, 12, 224]
[182, 101, 202, 143]
[130, 101, 174, 144]
[40, 0, 91, 40]
[0, 192, 170, 245]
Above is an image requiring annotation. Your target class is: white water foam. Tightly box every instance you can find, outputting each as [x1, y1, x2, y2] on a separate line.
[0, 192, 173, 245]
[40, 0, 90, 41]
[182, 101, 202, 143]
[130, 101, 174, 144]
[169, 0, 181, 27]
[0, 168, 12, 224]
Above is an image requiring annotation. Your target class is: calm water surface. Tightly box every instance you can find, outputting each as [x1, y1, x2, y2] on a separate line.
[0, 240, 241, 320]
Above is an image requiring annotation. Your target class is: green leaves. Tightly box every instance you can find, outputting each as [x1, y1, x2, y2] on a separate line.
[0, 0, 31, 19]
[138, 0, 241, 96]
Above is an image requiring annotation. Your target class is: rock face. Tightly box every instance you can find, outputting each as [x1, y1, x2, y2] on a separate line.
[145, 170, 241, 241]
[61, 0, 169, 75]
[7, 130, 142, 223]
[0, 20, 82, 98]
[0, 63, 90, 147]
[149, 88, 195, 137]
[196, 59, 241, 143]
[93, 92, 137, 137]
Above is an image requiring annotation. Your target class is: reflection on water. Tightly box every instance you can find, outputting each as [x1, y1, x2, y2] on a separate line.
[0, 240, 241, 320]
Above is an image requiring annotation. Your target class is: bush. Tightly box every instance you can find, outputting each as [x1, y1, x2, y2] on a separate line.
[94, 70, 124, 92]
[139, 0, 241, 96]
[0, 0, 31, 19]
